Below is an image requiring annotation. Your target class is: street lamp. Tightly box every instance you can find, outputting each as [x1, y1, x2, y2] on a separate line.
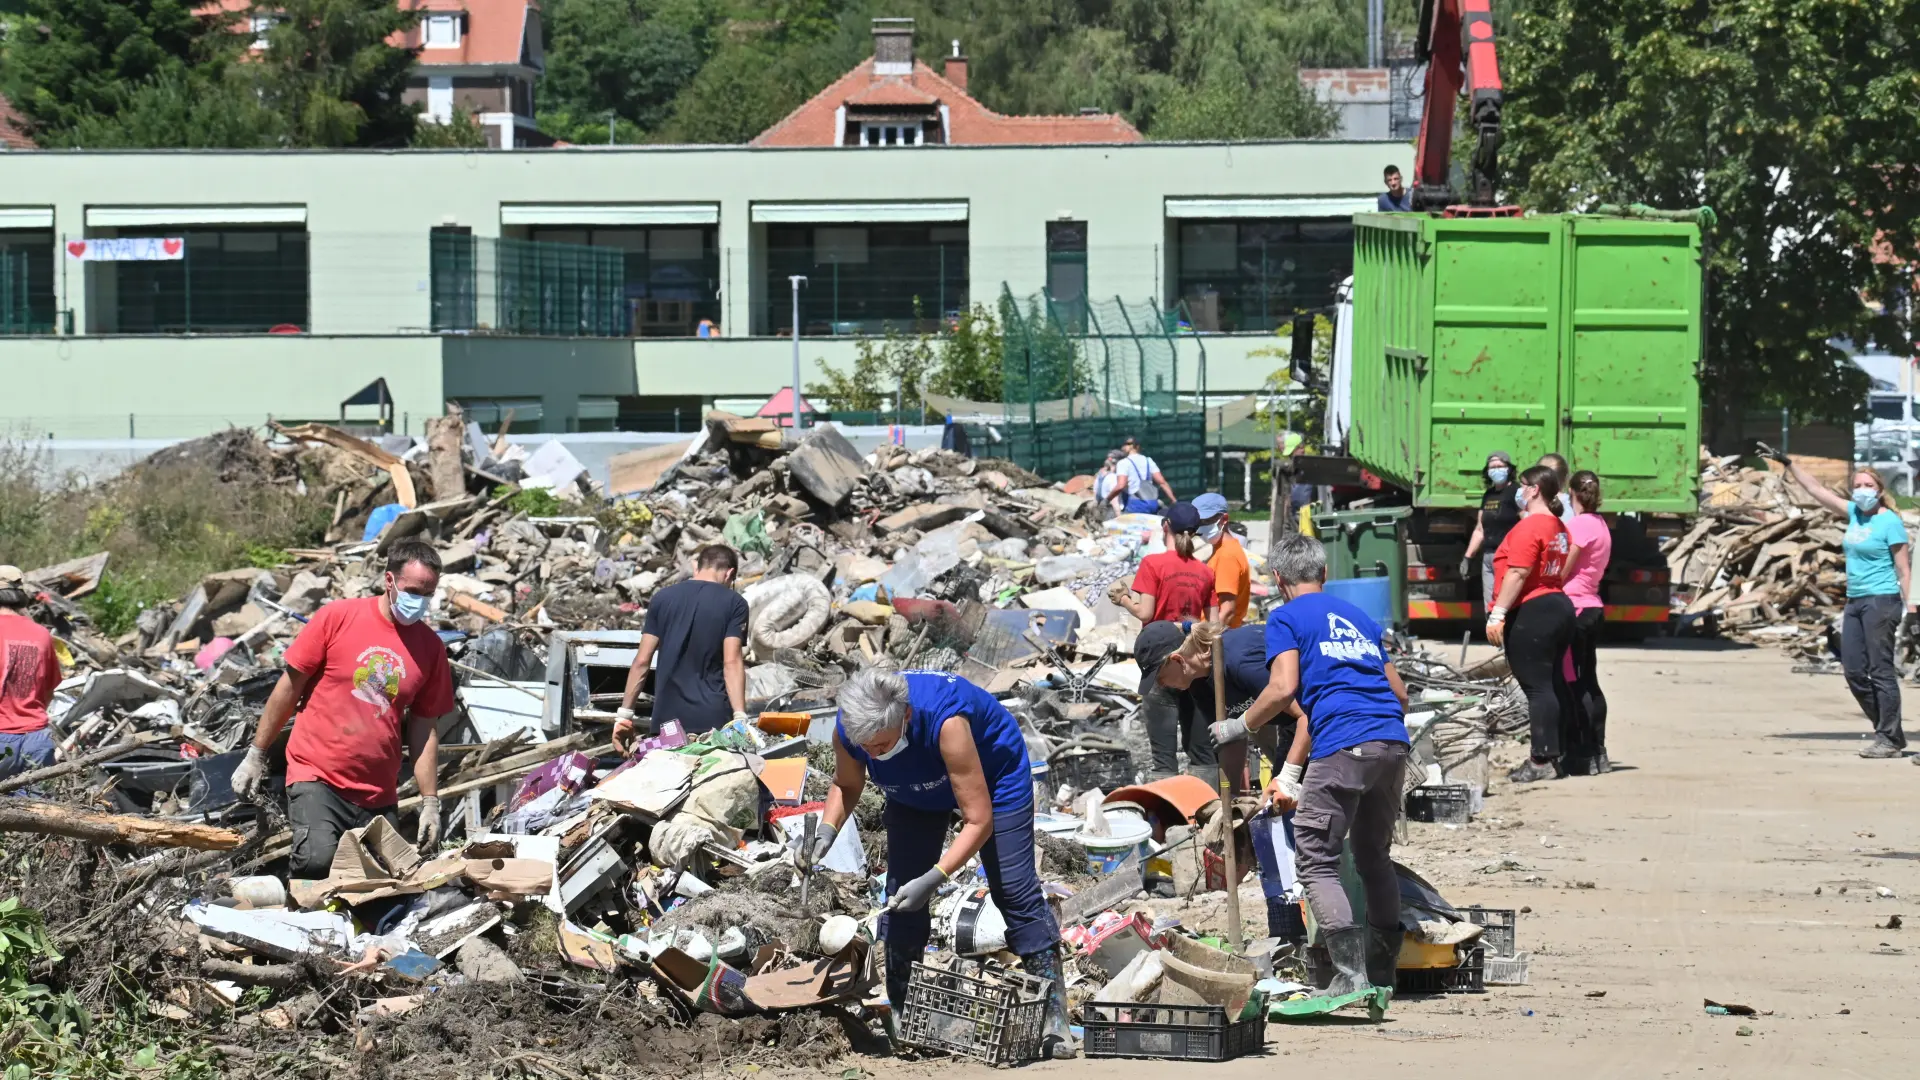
[788, 274, 809, 430]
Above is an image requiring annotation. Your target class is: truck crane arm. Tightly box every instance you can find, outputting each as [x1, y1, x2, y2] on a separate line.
[1412, 0, 1504, 210]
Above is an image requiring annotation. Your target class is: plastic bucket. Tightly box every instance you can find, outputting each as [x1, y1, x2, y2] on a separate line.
[1077, 814, 1153, 874]
[938, 887, 1009, 955]
[1324, 577, 1393, 627]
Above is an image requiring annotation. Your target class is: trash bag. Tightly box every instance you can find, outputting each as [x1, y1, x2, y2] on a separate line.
[742, 574, 832, 654]
[723, 510, 774, 557]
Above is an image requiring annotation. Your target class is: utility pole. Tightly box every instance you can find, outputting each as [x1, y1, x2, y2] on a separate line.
[789, 275, 809, 430]
[606, 111, 616, 145]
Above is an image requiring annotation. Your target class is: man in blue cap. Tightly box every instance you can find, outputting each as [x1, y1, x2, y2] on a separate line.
[1193, 492, 1251, 628]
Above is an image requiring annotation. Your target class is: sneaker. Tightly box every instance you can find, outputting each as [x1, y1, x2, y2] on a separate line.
[1860, 741, 1902, 759]
[1508, 758, 1559, 784]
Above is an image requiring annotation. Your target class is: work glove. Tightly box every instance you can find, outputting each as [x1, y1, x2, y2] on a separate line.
[612, 707, 637, 752]
[790, 820, 838, 868]
[230, 745, 269, 802]
[1264, 762, 1305, 814]
[1458, 557, 1475, 581]
[731, 711, 752, 727]
[1757, 442, 1790, 465]
[615, 706, 636, 721]
[1106, 579, 1133, 605]
[887, 866, 947, 913]
[417, 795, 442, 851]
[1209, 717, 1249, 746]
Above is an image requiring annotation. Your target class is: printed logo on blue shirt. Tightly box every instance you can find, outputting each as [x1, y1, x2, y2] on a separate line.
[1320, 613, 1384, 663]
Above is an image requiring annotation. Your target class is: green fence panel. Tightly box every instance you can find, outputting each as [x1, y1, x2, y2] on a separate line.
[494, 237, 627, 336]
[965, 413, 1207, 496]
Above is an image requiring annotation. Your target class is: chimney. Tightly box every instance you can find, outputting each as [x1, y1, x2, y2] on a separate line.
[943, 39, 969, 92]
[871, 17, 914, 76]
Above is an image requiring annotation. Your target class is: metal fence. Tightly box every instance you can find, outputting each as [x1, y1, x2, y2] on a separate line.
[997, 287, 1200, 422]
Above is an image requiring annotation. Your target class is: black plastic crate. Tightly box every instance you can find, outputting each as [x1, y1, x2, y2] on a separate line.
[1404, 783, 1473, 824]
[1394, 945, 1485, 995]
[898, 957, 1048, 1066]
[1083, 1002, 1266, 1061]
[1461, 907, 1517, 958]
[1049, 747, 1135, 794]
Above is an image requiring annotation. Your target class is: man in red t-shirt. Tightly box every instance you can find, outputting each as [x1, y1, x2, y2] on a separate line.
[0, 567, 61, 782]
[232, 542, 457, 878]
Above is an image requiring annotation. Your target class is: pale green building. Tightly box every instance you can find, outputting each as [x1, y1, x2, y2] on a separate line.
[0, 141, 1400, 436]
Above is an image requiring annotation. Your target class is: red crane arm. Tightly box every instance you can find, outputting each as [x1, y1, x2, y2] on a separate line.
[1412, 0, 1506, 208]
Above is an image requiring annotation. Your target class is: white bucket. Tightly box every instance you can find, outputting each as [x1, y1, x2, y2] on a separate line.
[936, 886, 1008, 955]
[1077, 814, 1153, 874]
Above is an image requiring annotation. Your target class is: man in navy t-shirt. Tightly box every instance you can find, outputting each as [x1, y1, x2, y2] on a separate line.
[1237, 532, 1409, 1003]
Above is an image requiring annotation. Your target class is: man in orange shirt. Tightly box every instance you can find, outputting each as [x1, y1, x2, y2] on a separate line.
[0, 567, 61, 782]
[231, 542, 457, 877]
[1194, 493, 1251, 627]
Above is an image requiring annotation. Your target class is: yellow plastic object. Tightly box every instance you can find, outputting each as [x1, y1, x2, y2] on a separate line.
[1397, 937, 1457, 970]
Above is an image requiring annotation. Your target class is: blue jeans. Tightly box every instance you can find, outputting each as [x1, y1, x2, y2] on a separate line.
[0, 728, 56, 786]
[878, 799, 1058, 997]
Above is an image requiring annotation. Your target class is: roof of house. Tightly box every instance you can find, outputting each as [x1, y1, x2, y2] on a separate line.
[198, 0, 539, 68]
[0, 94, 35, 151]
[752, 58, 1142, 147]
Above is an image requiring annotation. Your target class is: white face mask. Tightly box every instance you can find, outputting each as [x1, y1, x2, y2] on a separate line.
[1200, 522, 1223, 542]
[869, 729, 910, 761]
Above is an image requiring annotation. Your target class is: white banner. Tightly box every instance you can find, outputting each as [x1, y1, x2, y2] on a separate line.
[65, 237, 185, 261]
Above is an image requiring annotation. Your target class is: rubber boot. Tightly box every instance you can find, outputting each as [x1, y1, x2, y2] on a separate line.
[1364, 925, 1400, 992]
[883, 942, 915, 1053]
[1020, 946, 1079, 1061]
[1316, 926, 1373, 999]
[1185, 762, 1221, 790]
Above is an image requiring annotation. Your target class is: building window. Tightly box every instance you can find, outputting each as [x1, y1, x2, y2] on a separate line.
[426, 75, 454, 123]
[249, 15, 275, 49]
[86, 226, 309, 334]
[764, 223, 967, 336]
[1172, 218, 1354, 333]
[0, 230, 56, 335]
[860, 123, 922, 146]
[575, 397, 619, 433]
[525, 226, 722, 337]
[454, 398, 543, 428]
[424, 13, 462, 49]
[429, 227, 476, 332]
[1045, 221, 1088, 330]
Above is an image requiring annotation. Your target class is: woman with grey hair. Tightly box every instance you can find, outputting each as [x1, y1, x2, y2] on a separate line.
[807, 665, 1071, 1057]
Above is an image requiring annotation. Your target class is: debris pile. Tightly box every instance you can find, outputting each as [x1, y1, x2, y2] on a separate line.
[0, 413, 1539, 1074]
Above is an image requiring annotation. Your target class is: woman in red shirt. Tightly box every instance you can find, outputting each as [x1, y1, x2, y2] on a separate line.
[1487, 465, 1576, 784]
[1115, 502, 1220, 780]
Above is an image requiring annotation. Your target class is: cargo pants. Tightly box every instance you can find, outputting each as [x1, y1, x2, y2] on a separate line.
[1292, 739, 1408, 937]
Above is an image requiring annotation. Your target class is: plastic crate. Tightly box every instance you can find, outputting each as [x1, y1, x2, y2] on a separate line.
[898, 957, 1049, 1066]
[1394, 945, 1485, 995]
[1049, 747, 1135, 794]
[1461, 907, 1517, 957]
[1485, 951, 1530, 986]
[1083, 1002, 1266, 1061]
[1404, 783, 1473, 823]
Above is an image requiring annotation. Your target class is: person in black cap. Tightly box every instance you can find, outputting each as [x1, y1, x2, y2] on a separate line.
[1463, 451, 1518, 611]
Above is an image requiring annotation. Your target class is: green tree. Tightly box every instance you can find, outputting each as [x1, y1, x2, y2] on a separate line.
[250, 0, 421, 147]
[1, 0, 226, 139]
[1502, 0, 1920, 429]
[538, 0, 714, 142]
[58, 69, 285, 148]
[410, 106, 488, 148]
[807, 326, 936, 414]
[656, 7, 867, 144]
[927, 303, 1005, 402]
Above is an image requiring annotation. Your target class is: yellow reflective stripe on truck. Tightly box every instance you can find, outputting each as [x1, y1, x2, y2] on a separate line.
[1407, 600, 1476, 620]
[1603, 604, 1669, 623]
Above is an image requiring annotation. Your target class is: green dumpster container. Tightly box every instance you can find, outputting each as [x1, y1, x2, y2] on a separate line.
[1312, 506, 1412, 627]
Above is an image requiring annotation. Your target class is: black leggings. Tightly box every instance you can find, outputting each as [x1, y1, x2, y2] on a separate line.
[1506, 591, 1576, 760]
[1567, 607, 1608, 759]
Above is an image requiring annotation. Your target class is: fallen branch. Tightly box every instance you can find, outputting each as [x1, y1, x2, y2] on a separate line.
[200, 958, 312, 992]
[0, 800, 244, 850]
[0, 730, 174, 794]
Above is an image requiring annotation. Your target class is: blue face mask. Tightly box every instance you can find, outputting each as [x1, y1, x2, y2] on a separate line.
[1488, 466, 1511, 485]
[1852, 488, 1881, 514]
[390, 589, 431, 625]
[1515, 486, 1534, 510]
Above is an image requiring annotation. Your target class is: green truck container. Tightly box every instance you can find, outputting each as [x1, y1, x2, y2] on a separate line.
[1345, 212, 1702, 512]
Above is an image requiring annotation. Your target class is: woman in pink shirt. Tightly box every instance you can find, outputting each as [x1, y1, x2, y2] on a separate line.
[1561, 471, 1612, 774]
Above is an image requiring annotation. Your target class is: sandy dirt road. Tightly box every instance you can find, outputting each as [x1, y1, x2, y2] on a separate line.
[893, 639, 1920, 1079]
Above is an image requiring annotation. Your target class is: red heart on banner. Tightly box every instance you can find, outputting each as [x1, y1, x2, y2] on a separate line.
[162, 238, 182, 256]
[66, 240, 87, 258]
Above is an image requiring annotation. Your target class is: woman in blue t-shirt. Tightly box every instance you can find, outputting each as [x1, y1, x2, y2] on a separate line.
[1775, 453, 1913, 757]
[807, 666, 1072, 1057]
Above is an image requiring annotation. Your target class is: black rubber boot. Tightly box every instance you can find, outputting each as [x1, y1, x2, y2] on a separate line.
[1317, 927, 1374, 998]
[1020, 946, 1079, 1060]
[883, 943, 915, 1051]
[1365, 925, 1400, 991]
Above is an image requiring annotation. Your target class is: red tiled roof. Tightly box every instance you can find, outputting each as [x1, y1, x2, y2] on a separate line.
[752, 58, 1142, 147]
[198, 1, 537, 68]
[0, 94, 35, 150]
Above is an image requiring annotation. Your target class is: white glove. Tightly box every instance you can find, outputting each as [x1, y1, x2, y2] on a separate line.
[417, 795, 442, 851]
[1209, 717, 1249, 746]
[1277, 762, 1305, 803]
[614, 706, 636, 721]
[731, 711, 751, 726]
[230, 745, 269, 802]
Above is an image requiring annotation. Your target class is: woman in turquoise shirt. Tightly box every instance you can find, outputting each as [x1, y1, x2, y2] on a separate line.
[1775, 453, 1913, 757]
